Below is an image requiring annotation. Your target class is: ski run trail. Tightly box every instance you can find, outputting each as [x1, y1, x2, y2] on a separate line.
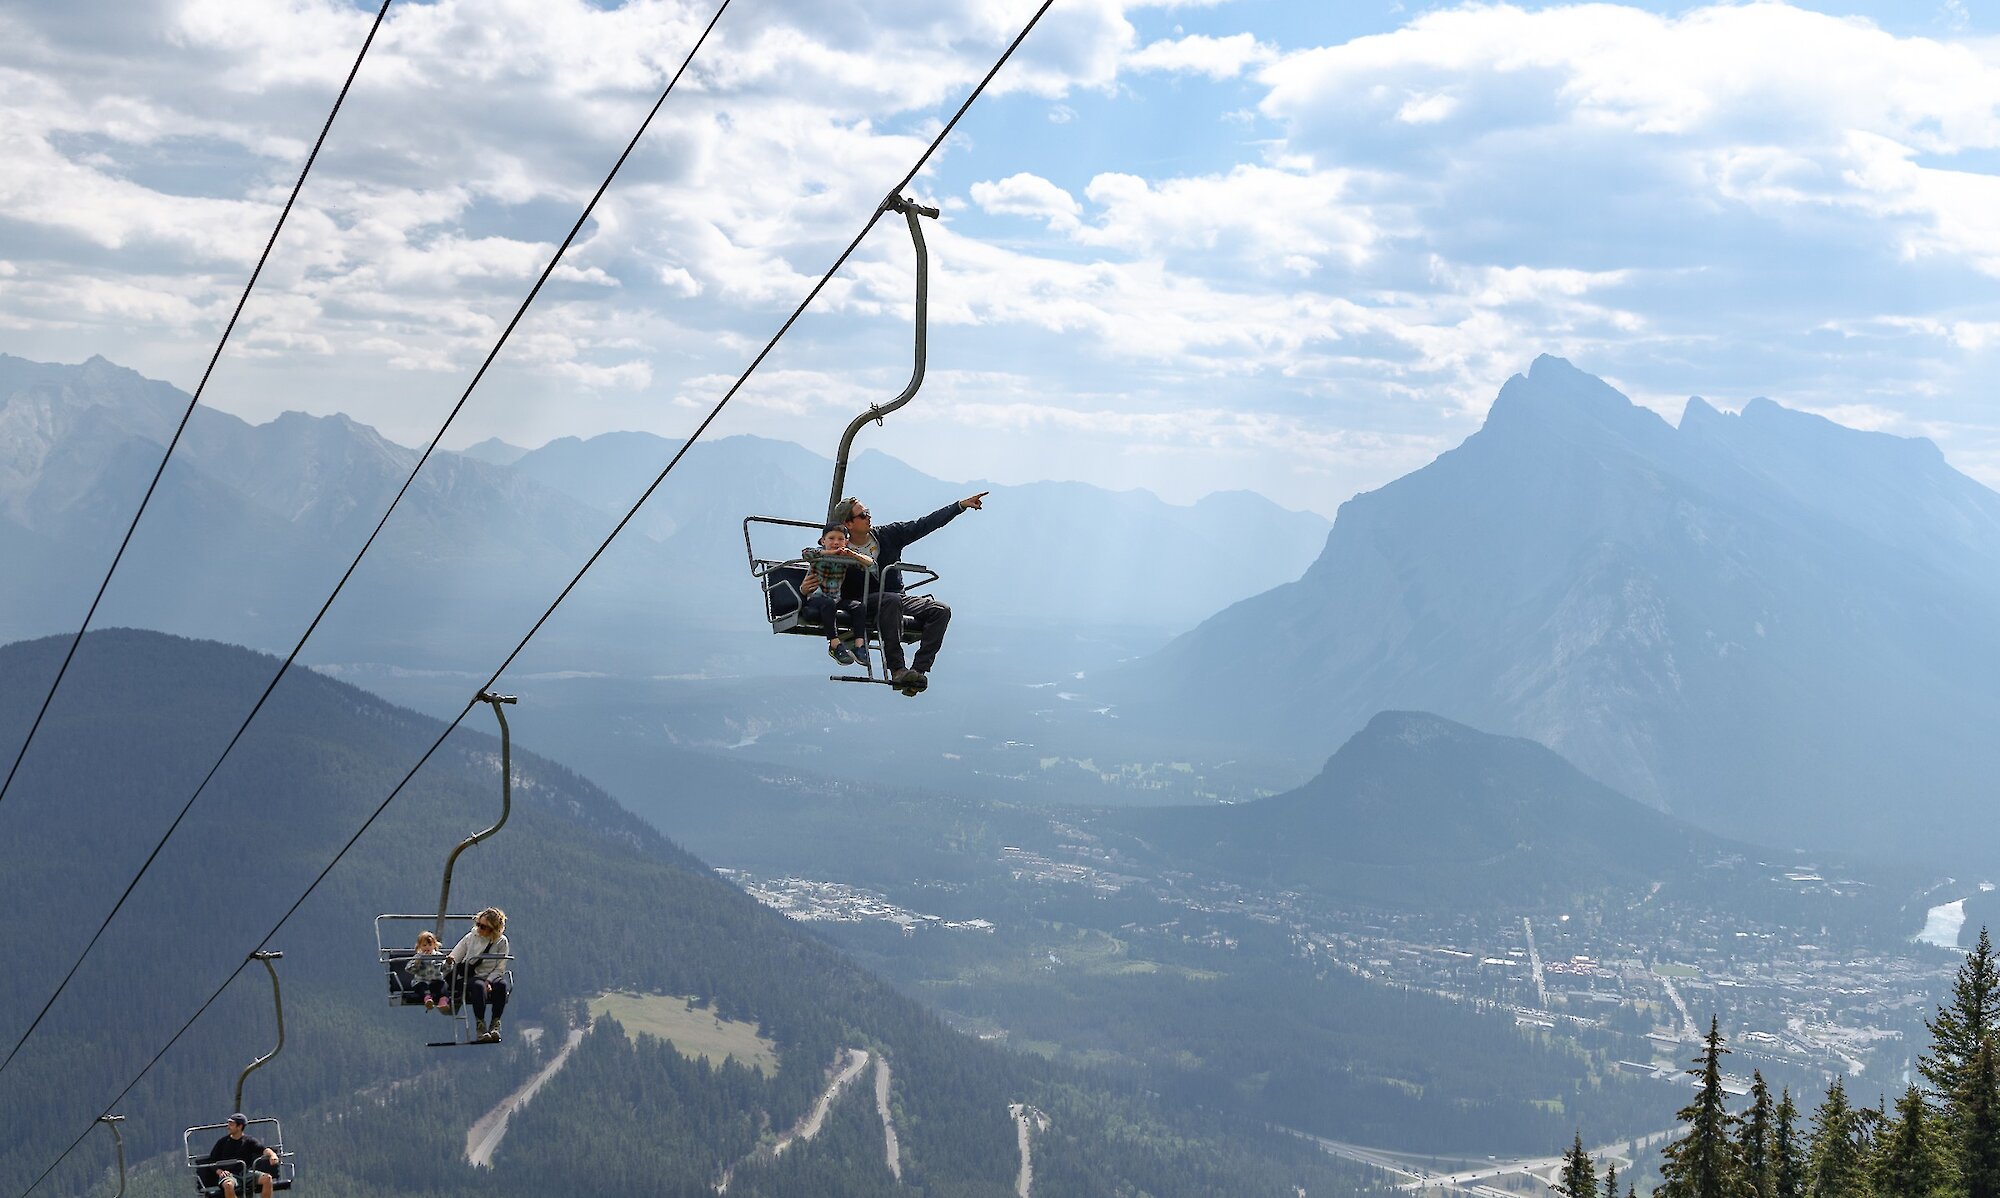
[875, 1054, 902, 1180]
[465, 1024, 587, 1167]
[1009, 1103, 1048, 1197]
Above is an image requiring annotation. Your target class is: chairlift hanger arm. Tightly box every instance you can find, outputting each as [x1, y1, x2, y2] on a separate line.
[437, 692, 515, 937]
[826, 195, 936, 522]
[94, 1116, 125, 1198]
[234, 951, 284, 1113]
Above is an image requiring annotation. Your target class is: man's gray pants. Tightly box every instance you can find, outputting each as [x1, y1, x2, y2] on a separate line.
[876, 593, 951, 674]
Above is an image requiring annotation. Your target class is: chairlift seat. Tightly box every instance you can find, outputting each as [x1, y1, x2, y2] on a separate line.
[745, 516, 934, 644]
[184, 1119, 294, 1195]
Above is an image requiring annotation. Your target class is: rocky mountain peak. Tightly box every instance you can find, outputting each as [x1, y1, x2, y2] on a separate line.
[1478, 353, 1675, 453]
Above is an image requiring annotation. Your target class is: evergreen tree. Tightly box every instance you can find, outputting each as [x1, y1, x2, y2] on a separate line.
[1557, 1131, 1597, 1197]
[1875, 1083, 1950, 1198]
[1603, 1161, 1618, 1198]
[1804, 1077, 1871, 1198]
[1659, 1017, 1740, 1198]
[1923, 927, 2000, 1109]
[1738, 1071, 1775, 1198]
[1775, 1088, 1804, 1198]
[1961, 1036, 2000, 1198]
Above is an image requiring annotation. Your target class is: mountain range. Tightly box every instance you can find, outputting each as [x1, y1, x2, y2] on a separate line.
[0, 354, 1329, 680]
[1112, 355, 2000, 864]
[15, 349, 2000, 864]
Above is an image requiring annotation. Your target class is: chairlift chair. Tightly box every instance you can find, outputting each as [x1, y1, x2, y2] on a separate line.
[183, 952, 296, 1195]
[376, 913, 515, 1048]
[183, 1119, 294, 1197]
[375, 691, 518, 1047]
[743, 193, 943, 685]
[744, 515, 938, 681]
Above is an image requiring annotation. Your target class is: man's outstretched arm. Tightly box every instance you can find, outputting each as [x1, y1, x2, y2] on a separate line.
[880, 493, 987, 551]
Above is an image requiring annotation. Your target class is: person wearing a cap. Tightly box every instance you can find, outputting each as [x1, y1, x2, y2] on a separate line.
[197, 1114, 279, 1198]
[806, 492, 986, 695]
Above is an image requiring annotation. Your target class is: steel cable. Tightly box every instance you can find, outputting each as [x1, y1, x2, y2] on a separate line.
[0, 0, 733, 1089]
[16, 2, 1052, 1191]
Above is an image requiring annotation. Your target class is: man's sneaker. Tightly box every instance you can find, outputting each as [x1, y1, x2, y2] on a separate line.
[829, 642, 855, 665]
[892, 668, 927, 695]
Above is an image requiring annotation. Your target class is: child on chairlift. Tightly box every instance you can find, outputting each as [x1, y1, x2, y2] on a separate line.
[410, 930, 450, 1012]
[800, 524, 874, 667]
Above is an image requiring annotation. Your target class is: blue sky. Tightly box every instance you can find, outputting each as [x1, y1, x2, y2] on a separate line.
[5, 0, 2000, 516]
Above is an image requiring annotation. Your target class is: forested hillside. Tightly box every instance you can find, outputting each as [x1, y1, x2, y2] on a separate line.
[0, 629, 1388, 1197]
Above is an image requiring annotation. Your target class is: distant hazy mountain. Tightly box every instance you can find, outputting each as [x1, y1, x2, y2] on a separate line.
[0, 354, 672, 670]
[1114, 356, 2000, 862]
[1116, 711, 1743, 911]
[0, 355, 1328, 680]
[508, 429, 1333, 637]
[458, 436, 529, 466]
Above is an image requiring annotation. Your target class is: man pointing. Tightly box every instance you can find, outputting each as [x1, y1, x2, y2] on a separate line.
[805, 491, 986, 695]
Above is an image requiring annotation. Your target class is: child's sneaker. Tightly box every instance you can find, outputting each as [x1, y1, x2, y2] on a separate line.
[436, 998, 451, 1014]
[423, 995, 436, 1010]
[848, 641, 871, 669]
[828, 642, 855, 665]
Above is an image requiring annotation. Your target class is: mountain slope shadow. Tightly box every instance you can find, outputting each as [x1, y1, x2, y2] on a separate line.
[0, 628, 1388, 1198]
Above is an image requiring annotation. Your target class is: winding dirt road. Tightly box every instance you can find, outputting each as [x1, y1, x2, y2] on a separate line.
[718, 1047, 871, 1192]
[777, 1048, 870, 1155]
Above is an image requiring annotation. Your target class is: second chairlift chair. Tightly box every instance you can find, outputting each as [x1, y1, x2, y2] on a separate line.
[374, 691, 517, 1048]
[181, 951, 297, 1195]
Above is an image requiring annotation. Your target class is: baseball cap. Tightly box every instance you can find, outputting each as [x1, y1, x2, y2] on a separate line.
[228, 1114, 247, 1127]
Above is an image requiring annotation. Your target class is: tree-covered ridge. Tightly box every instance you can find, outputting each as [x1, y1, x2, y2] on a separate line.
[1576, 928, 2000, 1197]
[0, 629, 1390, 1197]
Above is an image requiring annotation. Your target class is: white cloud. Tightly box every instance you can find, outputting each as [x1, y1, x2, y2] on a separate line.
[1126, 32, 1276, 79]
[12, 0, 2000, 515]
[1073, 165, 1387, 273]
[1258, 2, 2000, 278]
[969, 173, 1081, 230]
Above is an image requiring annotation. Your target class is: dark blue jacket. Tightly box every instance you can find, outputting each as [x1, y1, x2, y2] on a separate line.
[843, 503, 963, 598]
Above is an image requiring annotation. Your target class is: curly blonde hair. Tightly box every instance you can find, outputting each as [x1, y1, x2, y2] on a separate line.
[475, 907, 507, 935]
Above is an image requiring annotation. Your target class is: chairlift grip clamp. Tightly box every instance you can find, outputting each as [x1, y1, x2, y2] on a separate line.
[476, 691, 517, 706]
[250, 950, 283, 961]
[884, 193, 940, 220]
